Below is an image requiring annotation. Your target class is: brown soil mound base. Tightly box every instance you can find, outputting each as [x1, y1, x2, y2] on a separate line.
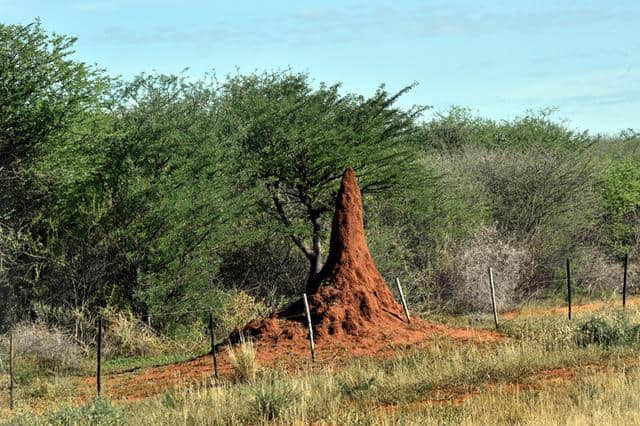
[244, 168, 502, 356]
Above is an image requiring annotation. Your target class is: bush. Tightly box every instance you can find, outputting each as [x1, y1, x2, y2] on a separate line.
[0, 322, 85, 373]
[571, 247, 626, 295]
[440, 226, 527, 313]
[101, 307, 170, 358]
[420, 107, 589, 152]
[216, 290, 269, 337]
[216, 239, 308, 305]
[476, 148, 597, 236]
[597, 159, 640, 257]
[576, 312, 640, 347]
[365, 153, 489, 311]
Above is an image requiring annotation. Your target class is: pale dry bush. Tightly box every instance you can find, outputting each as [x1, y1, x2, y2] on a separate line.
[0, 322, 85, 372]
[629, 263, 640, 294]
[217, 290, 269, 337]
[572, 247, 626, 294]
[444, 226, 527, 313]
[102, 307, 170, 358]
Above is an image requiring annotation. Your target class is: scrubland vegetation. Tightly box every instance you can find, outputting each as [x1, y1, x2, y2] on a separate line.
[1, 20, 640, 424]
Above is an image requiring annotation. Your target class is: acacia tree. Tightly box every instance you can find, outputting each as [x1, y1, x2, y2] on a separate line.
[215, 71, 432, 290]
[0, 20, 108, 326]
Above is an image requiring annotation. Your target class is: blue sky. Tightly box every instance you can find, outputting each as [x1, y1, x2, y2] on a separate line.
[2, 0, 639, 134]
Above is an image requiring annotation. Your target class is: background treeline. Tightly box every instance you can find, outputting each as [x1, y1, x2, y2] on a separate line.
[1, 21, 639, 337]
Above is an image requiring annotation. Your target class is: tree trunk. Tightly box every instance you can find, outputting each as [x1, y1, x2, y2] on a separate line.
[305, 251, 323, 293]
[270, 188, 326, 293]
[304, 211, 324, 293]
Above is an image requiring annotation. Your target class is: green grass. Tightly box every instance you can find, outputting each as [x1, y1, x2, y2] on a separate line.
[103, 347, 208, 374]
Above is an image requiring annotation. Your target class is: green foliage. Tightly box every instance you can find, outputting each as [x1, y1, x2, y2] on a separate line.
[215, 237, 308, 305]
[477, 148, 597, 236]
[0, 20, 109, 326]
[27, 72, 245, 322]
[597, 160, 640, 256]
[419, 106, 497, 150]
[2, 20, 639, 327]
[0, 20, 109, 165]
[215, 290, 269, 337]
[421, 107, 590, 152]
[576, 312, 640, 348]
[215, 70, 434, 285]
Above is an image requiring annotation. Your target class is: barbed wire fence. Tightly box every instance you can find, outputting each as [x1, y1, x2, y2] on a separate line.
[0, 254, 636, 409]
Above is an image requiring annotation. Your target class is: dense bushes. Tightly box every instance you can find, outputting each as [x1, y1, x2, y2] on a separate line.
[598, 159, 640, 257]
[1, 20, 638, 329]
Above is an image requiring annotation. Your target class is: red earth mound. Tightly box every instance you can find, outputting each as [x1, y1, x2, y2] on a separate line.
[243, 168, 502, 357]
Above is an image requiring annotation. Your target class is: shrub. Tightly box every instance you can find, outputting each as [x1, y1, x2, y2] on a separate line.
[0, 322, 85, 373]
[101, 307, 170, 358]
[572, 246, 626, 295]
[576, 312, 640, 347]
[476, 148, 597, 236]
[216, 290, 269, 337]
[216, 239, 308, 305]
[365, 151, 489, 311]
[597, 159, 640, 256]
[441, 226, 527, 313]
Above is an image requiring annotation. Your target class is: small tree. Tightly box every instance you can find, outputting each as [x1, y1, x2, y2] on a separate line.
[216, 71, 432, 290]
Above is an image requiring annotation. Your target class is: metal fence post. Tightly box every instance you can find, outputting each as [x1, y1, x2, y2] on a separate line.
[395, 278, 411, 323]
[302, 294, 316, 363]
[209, 309, 219, 380]
[623, 253, 629, 308]
[566, 259, 572, 320]
[488, 267, 499, 329]
[9, 331, 14, 410]
[97, 315, 102, 397]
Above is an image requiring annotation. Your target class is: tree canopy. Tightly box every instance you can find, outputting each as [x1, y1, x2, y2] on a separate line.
[215, 71, 433, 288]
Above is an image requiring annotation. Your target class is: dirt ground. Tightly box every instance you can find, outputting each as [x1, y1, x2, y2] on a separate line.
[74, 296, 640, 405]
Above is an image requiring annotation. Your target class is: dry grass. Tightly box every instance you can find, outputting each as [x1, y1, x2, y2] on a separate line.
[226, 336, 259, 383]
[4, 303, 640, 424]
[102, 307, 171, 358]
[217, 290, 269, 337]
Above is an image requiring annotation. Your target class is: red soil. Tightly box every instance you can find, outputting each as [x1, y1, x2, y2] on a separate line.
[78, 323, 501, 403]
[502, 296, 640, 320]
